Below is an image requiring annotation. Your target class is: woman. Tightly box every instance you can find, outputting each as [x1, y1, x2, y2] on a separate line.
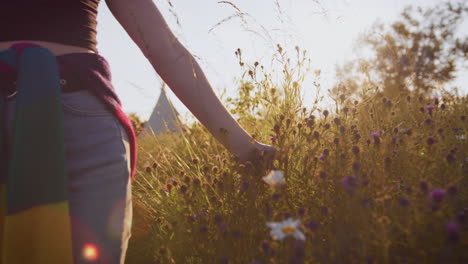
[0, 0, 275, 263]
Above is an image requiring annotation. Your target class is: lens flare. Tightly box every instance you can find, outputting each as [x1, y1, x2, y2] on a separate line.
[83, 243, 99, 261]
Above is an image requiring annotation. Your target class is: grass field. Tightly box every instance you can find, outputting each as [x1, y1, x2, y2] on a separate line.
[125, 45, 467, 263]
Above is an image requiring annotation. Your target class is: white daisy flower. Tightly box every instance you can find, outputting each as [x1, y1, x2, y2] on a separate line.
[266, 218, 305, 241]
[262, 170, 285, 187]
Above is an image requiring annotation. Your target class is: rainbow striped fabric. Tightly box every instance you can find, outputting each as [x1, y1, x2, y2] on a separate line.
[0, 43, 136, 263]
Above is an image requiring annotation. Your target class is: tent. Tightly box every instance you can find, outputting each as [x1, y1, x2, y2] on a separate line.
[144, 84, 183, 134]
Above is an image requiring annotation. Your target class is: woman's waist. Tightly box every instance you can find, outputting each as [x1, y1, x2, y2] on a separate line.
[0, 40, 96, 56]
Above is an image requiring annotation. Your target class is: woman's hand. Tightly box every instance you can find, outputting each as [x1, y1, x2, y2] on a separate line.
[235, 141, 277, 169]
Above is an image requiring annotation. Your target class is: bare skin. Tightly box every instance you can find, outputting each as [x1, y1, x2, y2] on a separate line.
[0, 40, 95, 56]
[0, 0, 276, 165]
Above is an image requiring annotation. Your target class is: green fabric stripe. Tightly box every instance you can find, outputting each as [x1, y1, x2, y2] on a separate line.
[7, 95, 67, 214]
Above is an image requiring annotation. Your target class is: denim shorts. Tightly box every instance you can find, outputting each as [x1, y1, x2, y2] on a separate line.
[4, 89, 133, 264]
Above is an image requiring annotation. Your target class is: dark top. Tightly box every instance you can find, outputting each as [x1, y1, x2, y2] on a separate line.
[0, 0, 101, 53]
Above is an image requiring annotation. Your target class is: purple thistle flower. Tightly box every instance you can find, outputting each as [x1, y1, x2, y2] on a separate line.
[320, 206, 329, 215]
[260, 240, 270, 253]
[323, 149, 330, 156]
[430, 188, 446, 203]
[269, 136, 277, 143]
[446, 153, 456, 164]
[392, 149, 399, 154]
[447, 184, 457, 196]
[304, 219, 319, 231]
[334, 138, 340, 145]
[352, 146, 360, 155]
[371, 130, 382, 137]
[334, 117, 341, 125]
[352, 162, 360, 172]
[312, 131, 320, 139]
[319, 154, 326, 161]
[219, 256, 229, 264]
[374, 136, 381, 145]
[446, 221, 460, 242]
[324, 123, 331, 130]
[426, 137, 436, 145]
[341, 174, 358, 194]
[399, 196, 410, 207]
[391, 136, 398, 144]
[458, 212, 466, 224]
[425, 105, 435, 111]
[319, 171, 327, 179]
[420, 180, 429, 193]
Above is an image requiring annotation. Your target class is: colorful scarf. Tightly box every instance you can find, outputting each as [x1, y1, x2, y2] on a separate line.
[0, 43, 136, 263]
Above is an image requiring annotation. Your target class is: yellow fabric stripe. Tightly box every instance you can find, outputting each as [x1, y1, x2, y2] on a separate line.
[2, 201, 73, 264]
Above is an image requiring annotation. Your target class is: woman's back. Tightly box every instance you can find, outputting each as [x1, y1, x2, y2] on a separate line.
[0, 0, 101, 55]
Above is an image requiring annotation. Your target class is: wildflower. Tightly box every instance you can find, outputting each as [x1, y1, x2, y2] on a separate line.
[446, 153, 456, 164]
[333, 118, 341, 125]
[420, 180, 429, 193]
[297, 123, 303, 129]
[319, 154, 326, 161]
[371, 130, 382, 137]
[272, 192, 281, 201]
[352, 146, 360, 155]
[354, 133, 361, 141]
[352, 162, 360, 172]
[260, 240, 271, 254]
[458, 212, 466, 224]
[340, 126, 345, 133]
[430, 188, 446, 203]
[446, 221, 460, 242]
[341, 174, 358, 194]
[323, 149, 330, 156]
[343, 107, 349, 114]
[297, 207, 305, 216]
[384, 157, 392, 165]
[312, 131, 320, 139]
[426, 137, 436, 145]
[334, 138, 340, 145]
[447, 184, 457, 196]
[180, 185, 188, 193]
[279, 114, 285, 121]
[307, 119, 315, 127]
[399, 196, 410, 207]
[239, 182, 250, 192]
[425, 105, 435, 111]
[324, 123, 331, 130]
[320, 206, 329, 215]
[269, 136, 277, 143]
[392, 149, 398, 154]
[441, 103, 446, 110]
[391, 136, 397, 144]
[214, 214, 223, 224]
[145, 166, 152, 173]
[219, 256, 229, 264]
[273, 124, 280, 133]
[262, 170, 285, 187]
[323, 110, 329, 118]
[266, 218, 306, 241]
[319, 171, 327, 179]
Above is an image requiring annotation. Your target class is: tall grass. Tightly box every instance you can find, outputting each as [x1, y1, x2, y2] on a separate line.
[126, 44, 467, 263]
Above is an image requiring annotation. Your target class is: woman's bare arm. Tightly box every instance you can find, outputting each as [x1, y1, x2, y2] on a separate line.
[105, 0, 267, 161]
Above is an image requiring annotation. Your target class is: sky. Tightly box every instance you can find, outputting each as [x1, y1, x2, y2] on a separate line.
[95, 0, 467, 122]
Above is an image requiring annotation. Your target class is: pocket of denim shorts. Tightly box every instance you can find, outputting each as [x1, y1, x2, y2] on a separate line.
[61, 89, 113, 117]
